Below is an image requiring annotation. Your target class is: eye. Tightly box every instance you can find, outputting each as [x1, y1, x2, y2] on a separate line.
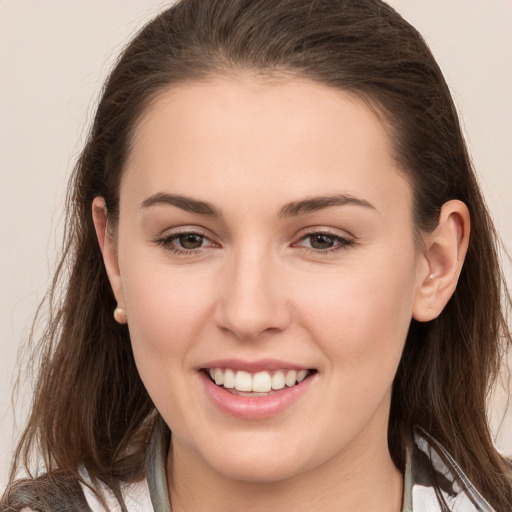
[308, 234, 338, 250]
[155, 230, 218, 254]
[176, 233, 207, 249]
[294, 231, 353, 252]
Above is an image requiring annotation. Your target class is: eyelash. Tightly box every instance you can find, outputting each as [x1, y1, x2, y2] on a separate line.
[155, 230, 216, 255]
[154, 230, 354, 256]
[294, 231, 354, 255]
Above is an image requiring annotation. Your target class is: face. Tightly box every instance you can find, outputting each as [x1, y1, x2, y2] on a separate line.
[102, 76, 427, 483]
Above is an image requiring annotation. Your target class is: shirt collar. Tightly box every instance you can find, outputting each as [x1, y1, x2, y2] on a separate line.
[402, 426, 495, 511]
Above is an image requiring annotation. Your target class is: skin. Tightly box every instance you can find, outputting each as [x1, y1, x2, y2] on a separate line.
[93, 75, 469, 512]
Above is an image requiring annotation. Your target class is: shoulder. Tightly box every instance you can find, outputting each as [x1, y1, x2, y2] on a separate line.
[79, 470, 152, 512]
[404, 427, 498, 512]
[0, 472, 92, 512]
[1, 471, 152, 512]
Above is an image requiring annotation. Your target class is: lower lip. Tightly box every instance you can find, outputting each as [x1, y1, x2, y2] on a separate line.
[200, 372, 314, 420]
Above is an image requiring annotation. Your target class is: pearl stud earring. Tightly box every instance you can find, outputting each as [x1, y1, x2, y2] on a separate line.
[113, 306, 127, 324]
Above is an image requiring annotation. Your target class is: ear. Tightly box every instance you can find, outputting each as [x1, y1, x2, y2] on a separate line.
[413, 200, 470, 322]
[92, 197, 127, 323]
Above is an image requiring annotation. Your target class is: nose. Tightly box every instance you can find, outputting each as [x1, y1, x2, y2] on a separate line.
[214, 245, 291, 341]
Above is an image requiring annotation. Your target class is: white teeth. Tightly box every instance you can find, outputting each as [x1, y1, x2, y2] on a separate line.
[297, 369, 308, 383]
[234, 370, 252, 392]
[252, 371, 272, 392]
[214, 368, 223, 386]
[271, 370, 286, 390]
[208, 368, 311, 392]
[223, 368, 235, 389]
[285, 370, 297, 387]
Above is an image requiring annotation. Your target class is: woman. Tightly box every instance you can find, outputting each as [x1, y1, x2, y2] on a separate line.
[2, 0, 511, 510]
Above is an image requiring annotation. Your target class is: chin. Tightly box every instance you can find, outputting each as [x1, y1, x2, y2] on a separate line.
[198, 436, 316, 483]
[213, 456, 304, 484]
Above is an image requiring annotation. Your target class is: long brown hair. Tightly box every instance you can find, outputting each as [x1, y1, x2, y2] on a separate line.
[4, 0, 512, 509]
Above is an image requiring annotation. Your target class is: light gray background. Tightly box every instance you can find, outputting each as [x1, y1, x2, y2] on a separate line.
[1, 1, 511, 488]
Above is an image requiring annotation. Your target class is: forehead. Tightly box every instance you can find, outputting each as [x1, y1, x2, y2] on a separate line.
[121, 75, 411, 216]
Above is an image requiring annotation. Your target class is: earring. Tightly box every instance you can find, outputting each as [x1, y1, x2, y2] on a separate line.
[113, 306, 127, 324]
[428, 273, 436, 280]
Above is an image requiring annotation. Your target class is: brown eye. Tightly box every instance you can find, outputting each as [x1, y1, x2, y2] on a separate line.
[309, 234, 336, 249]
[155, 230, 218, 254]
[293, 231, 353, 253]
[178, 233, 205, 249]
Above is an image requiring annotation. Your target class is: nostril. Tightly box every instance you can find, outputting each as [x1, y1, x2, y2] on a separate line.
[213, 275, 292, 340]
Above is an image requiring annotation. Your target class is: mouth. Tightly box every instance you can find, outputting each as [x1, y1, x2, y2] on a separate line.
[203, 367, 317, 396]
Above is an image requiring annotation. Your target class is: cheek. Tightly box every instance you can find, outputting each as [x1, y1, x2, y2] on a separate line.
[294, 251, 417, 377]
[118, 252, 217, 376]
[119, 264, 219, 432]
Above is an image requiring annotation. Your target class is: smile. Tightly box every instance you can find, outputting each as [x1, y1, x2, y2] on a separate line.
[207, 368, 312, 394]
[200, 364, 317, 419]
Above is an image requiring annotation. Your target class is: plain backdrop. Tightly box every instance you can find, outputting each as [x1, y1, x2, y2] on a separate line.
[1, 0, 511, 488]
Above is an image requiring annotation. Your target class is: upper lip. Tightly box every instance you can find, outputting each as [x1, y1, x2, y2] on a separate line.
[200, 358, 313, 373]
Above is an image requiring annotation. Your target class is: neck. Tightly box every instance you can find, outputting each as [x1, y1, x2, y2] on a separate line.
[167, 426, 403, 512]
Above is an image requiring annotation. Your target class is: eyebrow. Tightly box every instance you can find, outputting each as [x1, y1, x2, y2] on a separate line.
[278, 194, 376, 217]
[140, 192, 375, 218]
[140, 192, 222, 217]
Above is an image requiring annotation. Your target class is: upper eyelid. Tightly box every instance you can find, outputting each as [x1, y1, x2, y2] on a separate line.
[152, 228, 220, 252]
[293, 226, 355, 240]
[162, 231, 217, 245]
[294, 233, 352, 247]
[156, 226, 217, 241]
[155, 232, 219, 254]
[291, 228, 355, 252]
